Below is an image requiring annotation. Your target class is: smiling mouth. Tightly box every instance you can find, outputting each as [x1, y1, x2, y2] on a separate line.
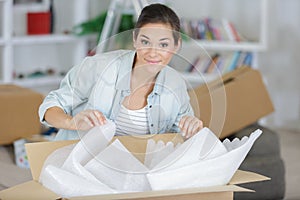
[145, 59, 161, 64]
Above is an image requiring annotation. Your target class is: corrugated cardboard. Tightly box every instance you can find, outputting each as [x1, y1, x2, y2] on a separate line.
[14, 134, 51, 168]
[0, 84, 44, 145]
[0, 133, 269, 200]
[188, 67, 274, 139]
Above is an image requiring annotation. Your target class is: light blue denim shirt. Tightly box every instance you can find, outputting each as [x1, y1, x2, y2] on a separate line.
[39, 50, 194, 140]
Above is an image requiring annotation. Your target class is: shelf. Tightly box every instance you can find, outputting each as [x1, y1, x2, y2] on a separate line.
[182, 40, 266, 52]
[13, 1, 49, 12]
[12, 34, 88, 45]
[13, 75, 63, 87]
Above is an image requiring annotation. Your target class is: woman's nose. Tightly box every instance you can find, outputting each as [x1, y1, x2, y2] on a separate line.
[148, 46, 158, 57]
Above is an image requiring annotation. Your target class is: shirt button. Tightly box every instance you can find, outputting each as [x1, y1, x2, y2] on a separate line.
[149, 105, 152, 108]
[151, 124, 154, 127]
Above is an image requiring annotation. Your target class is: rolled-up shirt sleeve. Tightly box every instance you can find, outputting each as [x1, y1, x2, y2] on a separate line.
[38, 56, 97, 126]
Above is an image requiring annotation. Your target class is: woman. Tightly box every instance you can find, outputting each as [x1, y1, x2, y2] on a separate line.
[39, 3, 203, 140]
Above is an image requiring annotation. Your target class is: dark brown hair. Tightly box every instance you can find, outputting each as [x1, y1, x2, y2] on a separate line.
[134, 3, 181, 45]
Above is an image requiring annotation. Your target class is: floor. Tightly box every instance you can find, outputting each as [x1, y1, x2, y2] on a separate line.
[0, 145, 31, 190]
[0, 128, 300, 199]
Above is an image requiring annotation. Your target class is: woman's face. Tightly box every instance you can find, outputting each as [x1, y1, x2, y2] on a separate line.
[133, 23, 180, 74]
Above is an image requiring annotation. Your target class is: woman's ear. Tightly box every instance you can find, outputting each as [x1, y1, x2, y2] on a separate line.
[132, 31, 137, 48]
[174, 38, 182, 52]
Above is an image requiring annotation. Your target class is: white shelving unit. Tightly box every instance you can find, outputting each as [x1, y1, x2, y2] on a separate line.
[12, 34, 88, 45]
[170, 0, 268, 88]
[0, 0, 12, 84]
[182, 41, 267, 52]
[0, 0, 90, 92]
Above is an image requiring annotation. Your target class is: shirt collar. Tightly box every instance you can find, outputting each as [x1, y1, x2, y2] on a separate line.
[151, 68, 167, 95]
[115, 50, 136, 91]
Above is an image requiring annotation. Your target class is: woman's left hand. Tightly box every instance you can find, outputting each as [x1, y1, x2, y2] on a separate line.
[179, 116, 203, 138]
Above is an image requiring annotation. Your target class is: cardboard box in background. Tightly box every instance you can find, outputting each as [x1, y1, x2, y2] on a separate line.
[0, 133, 269, 200]
[0, 84, 44, 145]
[188, 67, 274, 139]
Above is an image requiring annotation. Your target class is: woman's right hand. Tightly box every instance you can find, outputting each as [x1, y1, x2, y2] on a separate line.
[68, 109, 107, 131]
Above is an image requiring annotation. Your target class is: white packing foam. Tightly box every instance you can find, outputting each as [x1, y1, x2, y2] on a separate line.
[146, 129, 262, 190]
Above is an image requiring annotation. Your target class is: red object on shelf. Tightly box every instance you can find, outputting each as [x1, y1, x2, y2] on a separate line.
[27, 12, 51, 35]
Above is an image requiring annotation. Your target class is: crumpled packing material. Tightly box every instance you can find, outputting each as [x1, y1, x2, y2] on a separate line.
[39, 120, 262, 198]
[147, 128, 261, 190]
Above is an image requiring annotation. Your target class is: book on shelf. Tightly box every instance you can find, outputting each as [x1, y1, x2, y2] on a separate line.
[223, 51, 241, 73]
[203, 18, 215, 40]
[243, 52, 253, 66]
[186, 51, 253, 75]
[187, 55, 200, 72]
[221, 19, 240, 42]
[187, 55, 211, 74]
[180, 17, 243, 42]
[203, 53, 220, 73]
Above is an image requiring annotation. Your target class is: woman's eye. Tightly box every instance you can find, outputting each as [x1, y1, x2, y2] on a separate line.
[160, 43, 169, 48]
[141, 40, 149, 45]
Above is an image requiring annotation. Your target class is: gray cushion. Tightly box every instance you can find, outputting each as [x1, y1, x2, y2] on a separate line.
[236, 156, 285, 200]
[229, 123, 280, 156]
[230, 123, 286, 200]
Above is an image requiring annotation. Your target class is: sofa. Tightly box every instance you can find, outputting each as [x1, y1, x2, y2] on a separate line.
[228, 123, 286, 200]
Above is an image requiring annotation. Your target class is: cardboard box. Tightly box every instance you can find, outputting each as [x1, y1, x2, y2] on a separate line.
[0, 84, 44, 145]
[0, 133, 269, 200]
[188, 67, 274, 139]
[13, 134, 52, 168]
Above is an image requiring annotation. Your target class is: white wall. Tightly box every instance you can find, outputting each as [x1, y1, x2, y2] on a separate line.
[259, 0, 300, 131]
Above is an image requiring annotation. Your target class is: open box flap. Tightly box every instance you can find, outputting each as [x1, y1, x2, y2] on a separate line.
[0, 180, 249, 200]
[70, 185, 251, 200]
[188, 67, 266, 106]
[189, 66, 252, 95]
[25, 139, 78, 181]
[0, 180, 59, 200]
[229, 170, 270, 185]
